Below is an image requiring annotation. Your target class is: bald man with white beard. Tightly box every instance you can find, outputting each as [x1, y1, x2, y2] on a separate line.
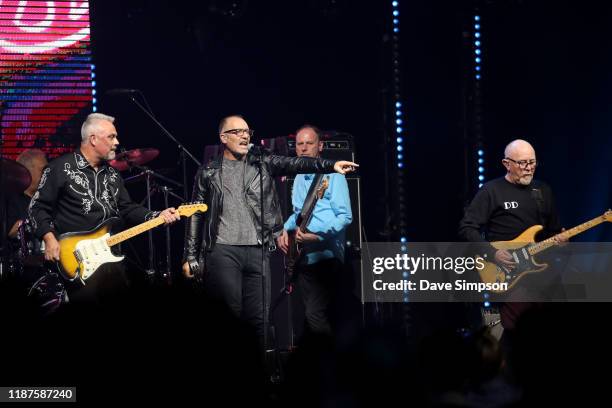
[459, 139, 567, 328]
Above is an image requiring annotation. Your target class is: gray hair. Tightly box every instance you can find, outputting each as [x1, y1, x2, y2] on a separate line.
[81, 113, 115, 142]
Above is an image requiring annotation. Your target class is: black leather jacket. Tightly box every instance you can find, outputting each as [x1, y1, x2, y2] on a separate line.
[182, 150, 337, 266]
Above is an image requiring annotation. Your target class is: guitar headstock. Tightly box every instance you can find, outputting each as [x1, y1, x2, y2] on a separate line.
[604, 209, 612, 222]
[177, 203, 208, 217]
[316, 177, 330, 199]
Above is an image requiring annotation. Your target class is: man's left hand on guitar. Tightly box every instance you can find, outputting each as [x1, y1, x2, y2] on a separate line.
[159, 208, 181, 224]
[553, 228, 569, 246]
[295, 229, 322, 244]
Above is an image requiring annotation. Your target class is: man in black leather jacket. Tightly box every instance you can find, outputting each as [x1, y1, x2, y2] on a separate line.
[182, 115, 357, 346]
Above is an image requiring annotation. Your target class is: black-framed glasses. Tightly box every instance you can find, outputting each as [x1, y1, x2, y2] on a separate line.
[222, 128, 254, 138]
[505, 157, 537, 169]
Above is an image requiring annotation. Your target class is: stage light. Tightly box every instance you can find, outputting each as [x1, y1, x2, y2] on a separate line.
[398, 154, 403, 160]
[397, 137, 403, 143]
[479, 175, 485, 181]
[393, 10, 399, 17]
[474, 15, 480, 21]
[478, 158, 484, 164]
[475, 32, 481, 38]
[478, 149, 484, 156]
[396, 119, 403, 125]
[396, 127, 403, 133]
[478, 166, 484, 173]
[397, 145, 403, 152]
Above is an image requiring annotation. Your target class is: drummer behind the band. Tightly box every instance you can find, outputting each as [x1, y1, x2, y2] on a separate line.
[6, 149, 47, 239]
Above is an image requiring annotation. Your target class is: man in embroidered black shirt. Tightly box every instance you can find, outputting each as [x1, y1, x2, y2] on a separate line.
[29, 113, 180, 303]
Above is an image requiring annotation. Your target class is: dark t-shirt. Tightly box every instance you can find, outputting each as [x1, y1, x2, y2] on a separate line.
[459, 177, 561, 243]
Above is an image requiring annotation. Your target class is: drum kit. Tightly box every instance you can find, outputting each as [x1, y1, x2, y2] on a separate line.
[0, 157, 66, 314]
[0, 146, 178, 312]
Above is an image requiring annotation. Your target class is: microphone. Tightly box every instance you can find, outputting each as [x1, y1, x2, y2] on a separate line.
[105, 88, 139, 96]
[248, 143, 263, 155]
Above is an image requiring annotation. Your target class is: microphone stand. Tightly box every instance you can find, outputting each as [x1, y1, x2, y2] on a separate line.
[126, 92, 201, 199]
[255, 149, 272, 370]
[162, 185, 172, 285]
[127, 165, 184, 283]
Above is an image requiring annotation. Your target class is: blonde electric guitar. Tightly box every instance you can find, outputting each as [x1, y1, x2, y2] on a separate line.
[478, 209, 612, 292]
[57, 203, 207, 282]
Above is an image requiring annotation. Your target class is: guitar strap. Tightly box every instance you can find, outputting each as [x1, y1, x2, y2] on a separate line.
[298, 173, 325, 226]
[530, 181, 546, 226]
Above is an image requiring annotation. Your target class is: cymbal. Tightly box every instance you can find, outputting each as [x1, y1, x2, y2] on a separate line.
[123, 167, 176, 184]
[0, 158, 32, 193]
[109, 148, 159, 171]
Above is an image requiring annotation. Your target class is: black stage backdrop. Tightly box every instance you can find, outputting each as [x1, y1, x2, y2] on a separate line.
[90, 0, 612, 250]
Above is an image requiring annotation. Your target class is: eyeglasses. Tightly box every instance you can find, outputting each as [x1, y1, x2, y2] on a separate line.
[221, 128, 254, 138]
[505, 157, 537, 169]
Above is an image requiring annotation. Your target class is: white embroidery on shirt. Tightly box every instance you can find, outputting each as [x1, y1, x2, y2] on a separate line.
[27, 168, 51, 230]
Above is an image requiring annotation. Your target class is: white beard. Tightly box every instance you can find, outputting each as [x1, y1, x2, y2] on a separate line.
[518, 174, 533, 185]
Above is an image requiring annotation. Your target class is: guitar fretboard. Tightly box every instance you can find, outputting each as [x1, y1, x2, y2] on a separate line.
[528, 214, 607, 255]
[106, 216, 166, 247]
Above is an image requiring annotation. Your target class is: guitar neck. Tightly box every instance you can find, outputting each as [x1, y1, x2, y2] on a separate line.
[106, 216, 165, 247]
[529, 214, 607, 255]
[298, 205, 317, 232]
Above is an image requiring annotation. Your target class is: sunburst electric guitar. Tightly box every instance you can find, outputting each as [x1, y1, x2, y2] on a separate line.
[57, 203, 207, 282]
[478, 209, 612, 292]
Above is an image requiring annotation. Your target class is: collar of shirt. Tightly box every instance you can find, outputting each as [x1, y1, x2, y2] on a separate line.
[74, 148, 112, 172]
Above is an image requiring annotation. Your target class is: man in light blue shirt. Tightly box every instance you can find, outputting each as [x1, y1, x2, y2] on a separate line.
[277, 125, 352, 335]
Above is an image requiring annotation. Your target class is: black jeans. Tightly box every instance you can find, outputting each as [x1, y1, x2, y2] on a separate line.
[205, 244, 271, 344]
[297, 257, 345, 336]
